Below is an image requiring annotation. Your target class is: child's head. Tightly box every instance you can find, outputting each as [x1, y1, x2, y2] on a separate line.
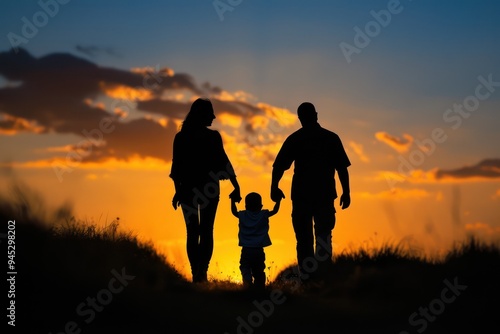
[245, 192, 263, 212]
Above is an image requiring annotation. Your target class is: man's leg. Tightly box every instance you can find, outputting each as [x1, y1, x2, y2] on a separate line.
[292, 201, 314, 279]
[313, 199, 336, 271]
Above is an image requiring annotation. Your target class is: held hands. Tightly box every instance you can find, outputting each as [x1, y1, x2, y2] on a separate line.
[270, 186, 285, 202]
[340, 193, 351, 210]
[229, 188, 242, 203]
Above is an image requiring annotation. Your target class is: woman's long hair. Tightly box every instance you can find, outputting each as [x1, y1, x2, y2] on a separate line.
[181, 98, 214, 131]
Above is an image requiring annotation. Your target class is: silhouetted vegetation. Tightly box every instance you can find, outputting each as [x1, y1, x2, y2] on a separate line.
[3, 185, 499, 333]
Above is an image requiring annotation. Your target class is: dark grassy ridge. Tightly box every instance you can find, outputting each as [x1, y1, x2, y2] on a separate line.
[2, 187, 499, 334]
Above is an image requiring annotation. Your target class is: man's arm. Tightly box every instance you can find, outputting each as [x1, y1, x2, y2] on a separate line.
[270, 168, 286, 202]
[269, 199, 281, 217]
[271, 136, 294, 202]
[337, 166, 350, 209]
[231, 199, 239, 218]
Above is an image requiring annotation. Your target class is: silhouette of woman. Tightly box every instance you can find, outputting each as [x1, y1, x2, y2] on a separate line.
[170, 98, 241, 283]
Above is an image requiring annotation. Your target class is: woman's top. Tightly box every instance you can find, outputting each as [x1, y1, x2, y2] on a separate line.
[170, 127, 236, 195]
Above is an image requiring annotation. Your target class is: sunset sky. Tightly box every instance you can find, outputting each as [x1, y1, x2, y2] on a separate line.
[1, 0, 499, 281]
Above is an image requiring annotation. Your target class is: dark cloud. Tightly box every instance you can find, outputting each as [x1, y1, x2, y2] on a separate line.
[75, 45, 121, 58]
[201, 81, 222, 95]
[0, 114, 44, 135]
[436, 159, 500, 180]
[212, 99, 262, 117]
[136, 99, 190, 119]
[0, 48, 291, 166]
[75, 118, 178, 163]
[137, 97, 263, 123]
[0, 48, 200, 162]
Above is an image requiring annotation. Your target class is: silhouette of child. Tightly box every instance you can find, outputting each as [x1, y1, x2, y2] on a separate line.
[231, 192, 281, 289]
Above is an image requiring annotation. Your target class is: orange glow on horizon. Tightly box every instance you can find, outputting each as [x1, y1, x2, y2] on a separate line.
[2, 162, 498, 283]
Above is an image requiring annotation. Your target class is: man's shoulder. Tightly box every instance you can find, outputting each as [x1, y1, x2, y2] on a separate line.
[293, 124, 341, 139]
[286, 128, 308, 141]
[286, 128, 302, 137]
[317, 125, 340, 137]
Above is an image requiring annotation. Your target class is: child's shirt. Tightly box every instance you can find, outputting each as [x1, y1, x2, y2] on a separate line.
[237, 210, 272, 248]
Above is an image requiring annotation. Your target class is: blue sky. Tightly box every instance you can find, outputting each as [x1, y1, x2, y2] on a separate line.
[1, 1, 499, 274]
[2, 1, 499, 94]
[1, 0, 499, 178]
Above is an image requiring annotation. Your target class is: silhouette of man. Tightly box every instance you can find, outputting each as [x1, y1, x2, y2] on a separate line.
[270, 102, 351, 280]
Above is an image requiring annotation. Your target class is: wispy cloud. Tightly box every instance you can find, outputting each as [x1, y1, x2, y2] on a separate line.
[465, 222, 500, 242]
[0, 114, 45, 135]
[349, 141, 370, 163]
[378, 158, 500, 184]
[492, 189, 500, 200]
[375, 131, 413, 153]
[6, 156, 170, 171]
[356, 188, 431, 200]
[435, 159, 500, 180]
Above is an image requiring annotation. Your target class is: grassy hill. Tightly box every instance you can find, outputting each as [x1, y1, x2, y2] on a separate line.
[3, 186, 499, 333]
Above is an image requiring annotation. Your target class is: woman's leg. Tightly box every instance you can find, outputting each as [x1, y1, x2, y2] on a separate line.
[197, 198, 219, 281]
[181, 203, 200, 281]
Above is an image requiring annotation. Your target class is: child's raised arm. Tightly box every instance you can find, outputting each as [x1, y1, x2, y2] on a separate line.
[269, 198, 281, 217]
[231, 198, 239, 218]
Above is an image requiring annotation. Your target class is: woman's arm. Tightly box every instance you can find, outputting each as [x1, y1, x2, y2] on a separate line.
[172, 178, 182, 210]
[170, 133, 183, 210]
[228, 175, 241, 203]
[213, 130, 242, 202]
